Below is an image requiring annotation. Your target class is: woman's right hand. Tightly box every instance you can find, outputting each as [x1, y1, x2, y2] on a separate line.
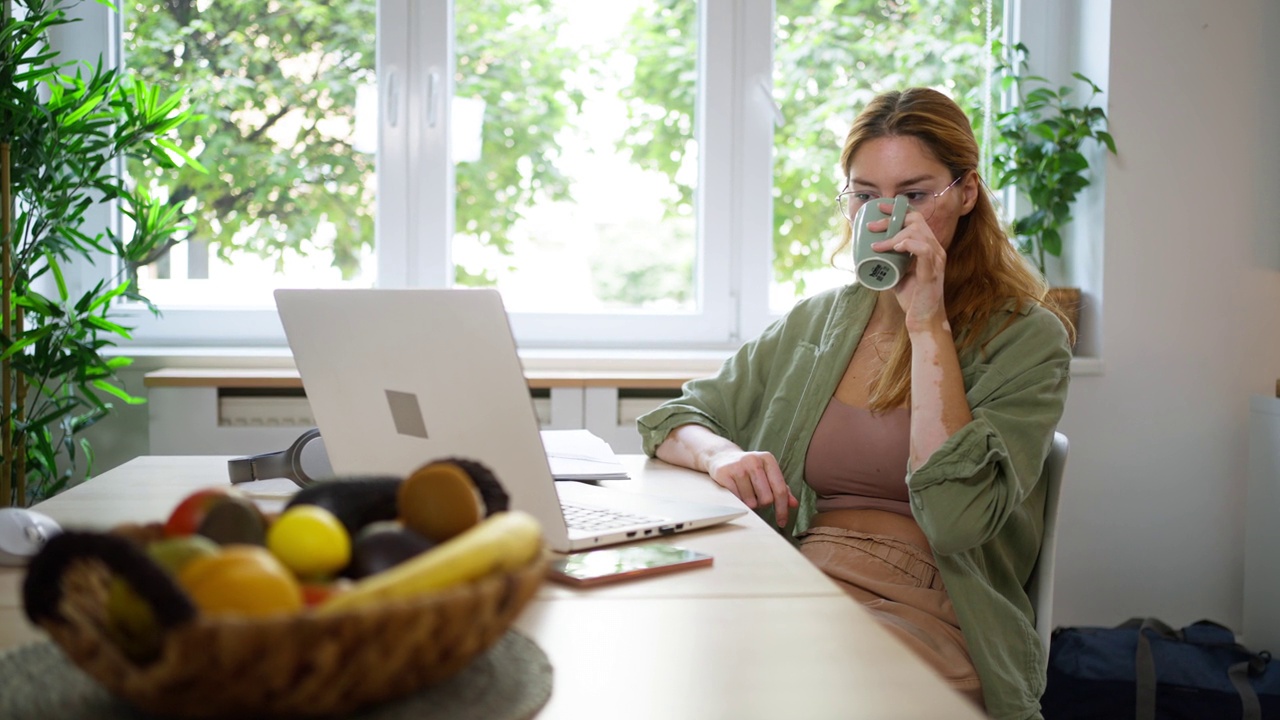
[704, 450, 799, 528]
[655, 425, 799, 528]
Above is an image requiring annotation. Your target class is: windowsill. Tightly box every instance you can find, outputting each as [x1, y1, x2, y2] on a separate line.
[126, 347, 1104, 386]
[134, 347, 736, 390]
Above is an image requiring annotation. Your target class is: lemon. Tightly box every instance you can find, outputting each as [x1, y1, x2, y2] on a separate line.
[266, 505, 352, 580]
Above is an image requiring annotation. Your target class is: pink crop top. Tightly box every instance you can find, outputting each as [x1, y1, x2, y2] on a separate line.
[804, 396, 913, 518]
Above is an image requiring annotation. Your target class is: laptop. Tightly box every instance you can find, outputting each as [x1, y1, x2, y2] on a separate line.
[273, 288, 746, 553]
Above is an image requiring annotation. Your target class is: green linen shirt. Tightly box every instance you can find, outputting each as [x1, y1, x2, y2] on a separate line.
[636, 283, 1071, 720]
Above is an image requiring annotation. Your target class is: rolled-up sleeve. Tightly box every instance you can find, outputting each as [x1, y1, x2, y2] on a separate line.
[637, 400, 729, 457]
[637, 317, 787, 457]
[905, 307, 1071, 556]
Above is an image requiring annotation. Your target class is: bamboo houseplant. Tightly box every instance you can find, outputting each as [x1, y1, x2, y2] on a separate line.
[0, 0, 201, 506]
[990, 41, 1117, 338]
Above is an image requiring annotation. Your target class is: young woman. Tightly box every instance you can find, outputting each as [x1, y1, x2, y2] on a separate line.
[637, 87, 1073, 720]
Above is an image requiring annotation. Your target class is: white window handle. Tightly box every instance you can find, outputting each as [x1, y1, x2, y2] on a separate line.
[426, 71, 441, 128]
[384, 68, 400, 129]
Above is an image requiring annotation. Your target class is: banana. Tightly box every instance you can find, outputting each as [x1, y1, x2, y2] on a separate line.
[314, 510, 542, 615]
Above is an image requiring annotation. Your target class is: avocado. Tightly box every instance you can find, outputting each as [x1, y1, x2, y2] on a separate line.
[284, 475, 402, 536]
[343, 522, 436, 579]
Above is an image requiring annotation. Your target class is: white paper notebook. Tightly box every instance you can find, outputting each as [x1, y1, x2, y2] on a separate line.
[540, 429, 630, 481]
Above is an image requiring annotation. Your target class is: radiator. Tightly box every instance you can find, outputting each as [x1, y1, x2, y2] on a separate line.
[216, 394, 554, 428]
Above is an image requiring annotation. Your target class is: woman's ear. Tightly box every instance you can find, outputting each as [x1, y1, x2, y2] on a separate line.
[959, 171, 980, 215]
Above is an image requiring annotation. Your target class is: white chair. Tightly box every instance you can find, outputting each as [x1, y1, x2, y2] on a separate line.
[1026, 431, 1069, 650]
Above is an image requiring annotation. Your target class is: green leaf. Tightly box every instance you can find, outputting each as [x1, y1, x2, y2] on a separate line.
[83, 316, 132, 336]
[1061, 151, 1089, 172]
[45, 253, 70, 302]
[1072, 71, 1103, 94]
[86, 279, 132, 314]
[59, 87, 110, 126]
[0, 325, 57, 361]
[91, 380, 146, 405]
[1025, 87, 1057, 105]
[154, 137, 208, 173]
[1097, 130, 1118, 155]
[13, 292, 58, 317]
[1043, 227, 1063, 257]
[1031, 123, 1056, 142]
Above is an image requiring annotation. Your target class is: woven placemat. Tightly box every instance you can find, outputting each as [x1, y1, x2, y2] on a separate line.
[0, 629, 553, 720]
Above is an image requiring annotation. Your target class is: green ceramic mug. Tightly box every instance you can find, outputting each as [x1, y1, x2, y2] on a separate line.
[851, 195, 910, 291]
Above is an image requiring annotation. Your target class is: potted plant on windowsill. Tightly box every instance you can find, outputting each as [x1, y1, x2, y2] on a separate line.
[990, 40, 1117, 344]
[1, 0, 201, 506]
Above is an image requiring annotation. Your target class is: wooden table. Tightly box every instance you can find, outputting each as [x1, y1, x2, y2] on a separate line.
[0, 456, 986, 719]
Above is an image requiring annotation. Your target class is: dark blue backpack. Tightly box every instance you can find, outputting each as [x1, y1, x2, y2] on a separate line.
[1041, 618, 1280, 720]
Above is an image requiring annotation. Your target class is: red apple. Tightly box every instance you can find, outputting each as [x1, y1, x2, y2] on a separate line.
[163, 487, 241, 537]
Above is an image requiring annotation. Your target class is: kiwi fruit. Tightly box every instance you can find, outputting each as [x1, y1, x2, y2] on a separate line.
[436, 457, 509, 515]
[397, 461, 487, 543]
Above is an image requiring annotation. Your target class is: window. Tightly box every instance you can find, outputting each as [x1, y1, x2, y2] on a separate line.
[450, 1, 699, 316]
[106, 0, 1005, 349]
[767, 1, 1000, 314]
[123, 0, 378, 309]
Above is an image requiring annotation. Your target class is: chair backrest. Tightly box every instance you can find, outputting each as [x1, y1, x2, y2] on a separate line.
[1027, 431, 1069, 651]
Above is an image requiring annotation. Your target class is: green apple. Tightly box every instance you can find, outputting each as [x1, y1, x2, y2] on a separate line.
[147, 535, 220, 574]
[105, 578, 162, 661]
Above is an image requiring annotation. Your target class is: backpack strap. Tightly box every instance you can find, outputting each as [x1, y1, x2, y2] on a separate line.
[1129, 618, 1173, 720]
[1125, 617, 1266, 720]
[1191, 619, 1268, 720]
[1227, 661, 1262, 720]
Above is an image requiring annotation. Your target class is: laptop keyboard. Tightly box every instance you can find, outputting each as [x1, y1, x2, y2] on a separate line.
[561, 502, 661, 532]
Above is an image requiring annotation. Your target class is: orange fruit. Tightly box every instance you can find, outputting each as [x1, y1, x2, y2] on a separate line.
[266, 505, 352, 580]
[177, 545, 303, 617]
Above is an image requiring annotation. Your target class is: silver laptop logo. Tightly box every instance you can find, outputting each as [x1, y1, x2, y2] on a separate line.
[385, 390, 429, 439]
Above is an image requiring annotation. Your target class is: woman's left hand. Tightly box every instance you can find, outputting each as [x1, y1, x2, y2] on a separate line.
[868, 204, 947, 332]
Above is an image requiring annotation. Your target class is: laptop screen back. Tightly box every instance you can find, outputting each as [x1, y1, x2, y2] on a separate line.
[273, 287, 570, 544]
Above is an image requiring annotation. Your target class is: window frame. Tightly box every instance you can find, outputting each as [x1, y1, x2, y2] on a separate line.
[73, 0, 1096, 354]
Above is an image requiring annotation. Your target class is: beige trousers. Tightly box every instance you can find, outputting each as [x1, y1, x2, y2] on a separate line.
[798, 509, 986, 712]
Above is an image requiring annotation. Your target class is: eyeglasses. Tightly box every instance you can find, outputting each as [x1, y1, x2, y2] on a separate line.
[836, 172, 966, 223]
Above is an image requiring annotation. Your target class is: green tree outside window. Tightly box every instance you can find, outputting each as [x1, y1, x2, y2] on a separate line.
[123, 0, 581, 285]
[124, 0, 1000, 306]
[620, 0, 1000, 296]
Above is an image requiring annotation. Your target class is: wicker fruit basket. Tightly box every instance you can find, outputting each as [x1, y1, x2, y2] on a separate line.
[22, 522, 547, 719]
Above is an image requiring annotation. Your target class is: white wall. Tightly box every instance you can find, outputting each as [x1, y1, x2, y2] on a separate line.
[1053, 0, 1280, 632]
[80, 0, 1280, 635]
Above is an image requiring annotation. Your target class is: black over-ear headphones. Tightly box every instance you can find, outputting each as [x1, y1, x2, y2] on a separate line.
[227, 428, 333, 488]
